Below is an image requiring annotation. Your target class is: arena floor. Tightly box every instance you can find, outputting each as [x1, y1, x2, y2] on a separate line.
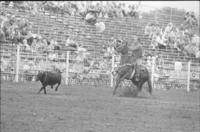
[1, 81, 200, 132]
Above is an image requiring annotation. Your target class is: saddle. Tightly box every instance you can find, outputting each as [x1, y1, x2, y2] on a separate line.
[116, 63, 136, 80]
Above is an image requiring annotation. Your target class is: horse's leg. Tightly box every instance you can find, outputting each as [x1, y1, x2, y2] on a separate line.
[147, 76, 152, 94]
[134, 82, 143, 92]
[113, 75, 122, 95]
[55, 82, 60, 91]
[113, 66, 133, 95]
[113, 72, 129, 95]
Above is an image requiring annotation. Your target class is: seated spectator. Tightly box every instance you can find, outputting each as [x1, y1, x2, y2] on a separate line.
[101, 6, 108, 18]
[144, 23, 152, 37]
[23, 39, 31, 51]
[183, 11, 198, 30]
[78, 2, 87, 18]
[191, 34, 200, 58]
[0, 27, 5, 41]
[146, 56, 152, 66]
[85, 8, 100, 25]
[184, 12, 190, 21]
[65, 37, 78, 50]
[191, 34, 199, 46]
[83, 58, 90, 67]
[34, 38, 47, 52]
[0, 58, 8, 72]
[167, 27, 177, 48]
[150, 23, 157, 38]
[190, 12, 198, 27]
[121, 3, 128, 17]
[129, 5, 138, 18]
[107, 4, 115, 18]
[151, 34, 158, 49]
[184, 42, 199, 57]
[176, 32, 186, 51]
[164, 23, 173, 34]
[116, 3, 123, 18]
[156, 32, 167, 49]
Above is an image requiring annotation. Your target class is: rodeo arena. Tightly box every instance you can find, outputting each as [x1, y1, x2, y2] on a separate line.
[0, 1, 200, 132]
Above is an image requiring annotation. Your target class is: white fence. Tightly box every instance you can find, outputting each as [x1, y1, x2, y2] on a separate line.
[111, 54, 200, 92]
[1, 44, 112, 87]
[1, 44, 199, 91]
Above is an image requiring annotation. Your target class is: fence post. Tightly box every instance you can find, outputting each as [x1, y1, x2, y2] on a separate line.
[111, 50, 115, 87]
[65, 51, 70, 85]
[151, 57, 156, 88]
[15, 44, 20, 82]
[187, 61, 191, 92]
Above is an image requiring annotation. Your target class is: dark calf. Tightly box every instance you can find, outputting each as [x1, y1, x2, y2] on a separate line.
[36, 70, 61, 94]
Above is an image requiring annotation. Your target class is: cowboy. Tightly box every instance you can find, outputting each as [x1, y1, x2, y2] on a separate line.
[128, 36, 143, 64]
[127, 36, 143, 80]
[114, 36, 143, 80]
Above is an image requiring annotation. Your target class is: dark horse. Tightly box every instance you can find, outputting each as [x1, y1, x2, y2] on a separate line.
[112, 37, 152, 95]
[36, 69, 61, 94]
[113, 64, 152, 95]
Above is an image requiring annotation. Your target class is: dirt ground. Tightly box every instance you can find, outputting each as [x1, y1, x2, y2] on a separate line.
[1, 81, 200, 132]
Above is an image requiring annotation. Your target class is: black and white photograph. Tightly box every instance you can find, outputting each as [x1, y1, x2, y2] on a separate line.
[0, 1, 199, 132]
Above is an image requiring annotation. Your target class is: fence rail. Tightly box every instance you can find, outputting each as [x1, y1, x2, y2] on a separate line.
[1, 44, 199, 91]
[1, 3, 199, 90]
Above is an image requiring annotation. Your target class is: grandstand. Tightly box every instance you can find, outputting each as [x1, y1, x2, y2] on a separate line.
[0, 2, 199, 89]
[1, 2, 200, 132]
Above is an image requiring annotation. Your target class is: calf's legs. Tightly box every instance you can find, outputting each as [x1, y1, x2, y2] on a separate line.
[55, 83, 60, 91]
[37, 86, 47, 94]
[37, 86, 44, 94]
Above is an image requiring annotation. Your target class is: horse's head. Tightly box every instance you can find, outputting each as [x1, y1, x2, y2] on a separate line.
[113, 38, 128, 54]
[55, 68, 63, 74]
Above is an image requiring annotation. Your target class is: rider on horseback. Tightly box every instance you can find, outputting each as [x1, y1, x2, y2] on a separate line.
[112, 36, 152, 96]
[111, 35, 144, 83]
[128, 35, 143, 79]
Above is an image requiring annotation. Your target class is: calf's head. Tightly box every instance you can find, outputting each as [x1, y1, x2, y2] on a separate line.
[35, 71, 44, 81]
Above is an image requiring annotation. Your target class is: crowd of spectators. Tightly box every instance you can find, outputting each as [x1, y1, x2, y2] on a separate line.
[1, 1, 199, 82]
[0, 12, 108, 80]
[144, 11, 199, 58]
[1, 1, 141, 19]
[0, 12, 32, 42]
[0, 12, 71, 52]
[183, 11, 199, 30]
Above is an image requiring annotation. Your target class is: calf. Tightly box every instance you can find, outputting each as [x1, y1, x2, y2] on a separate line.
[36, 70, 61, 94]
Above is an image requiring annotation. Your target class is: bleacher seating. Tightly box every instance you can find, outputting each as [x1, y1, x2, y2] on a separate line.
[1, 4, 199, 71]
